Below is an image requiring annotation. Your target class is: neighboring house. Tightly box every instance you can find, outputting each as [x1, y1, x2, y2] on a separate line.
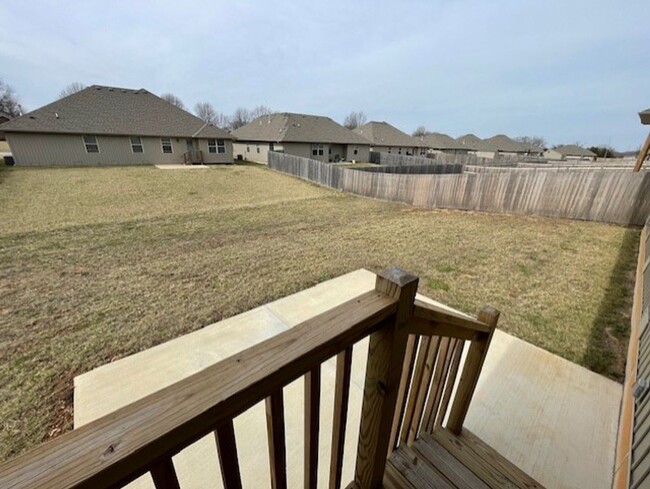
[484, 134, 544, 156]
[456, 134, 498, 158]
[353, 121, 427, 156]
[1, 85, 234, 166]
[543, 145, 597, 161]
[421, 132, 467, 154]
[232, 112, 371, 164]
[0, 111, 11, 125]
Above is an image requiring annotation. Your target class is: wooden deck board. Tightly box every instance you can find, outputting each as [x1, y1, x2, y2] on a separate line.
[383, 429, 545, 489]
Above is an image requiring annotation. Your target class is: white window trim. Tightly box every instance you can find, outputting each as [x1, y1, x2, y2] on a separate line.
[130, 136, 144, 154]
[82, 135, 100, 154]
[161, 137, 173, 154]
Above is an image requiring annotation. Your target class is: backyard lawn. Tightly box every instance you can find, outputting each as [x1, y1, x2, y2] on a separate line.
[0, 163, 639, 460]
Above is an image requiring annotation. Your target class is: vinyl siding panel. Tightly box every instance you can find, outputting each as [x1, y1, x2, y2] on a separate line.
[233, 140, 369, 164]
[6, 133, 233, 166]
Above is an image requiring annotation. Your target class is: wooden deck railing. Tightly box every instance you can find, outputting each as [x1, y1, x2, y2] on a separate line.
[182, 149, 203, 165]
[0, 267, 498, 489]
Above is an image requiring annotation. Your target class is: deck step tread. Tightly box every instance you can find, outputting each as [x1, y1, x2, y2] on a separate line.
[382, 428, 546, 489]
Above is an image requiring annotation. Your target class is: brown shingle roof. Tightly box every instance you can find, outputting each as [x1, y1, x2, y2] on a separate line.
[0, 85, 232, 139]
[353, 121, 426, 148]
[484, 134, 532, 153]
[421, 132, 463, 150]
[456, 134, 497, 152]
[232, 113, 371, 145]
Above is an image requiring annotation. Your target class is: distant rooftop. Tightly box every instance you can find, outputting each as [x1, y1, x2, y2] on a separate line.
[0, 85, 232, 139]
[550, 145, 597, 157]
[456, 134, 497, 152]
[421, 132, 464, 150]
[353, 121, 427, 148]
[232, 112, 371, 145]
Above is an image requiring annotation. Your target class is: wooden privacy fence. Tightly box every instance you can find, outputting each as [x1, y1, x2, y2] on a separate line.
[616, 215, 650, 489]
[268, 152, 650, 226]
[354, 163, 463, 175]
[370, 151, 520, 167]
[0, 268, 498, 489]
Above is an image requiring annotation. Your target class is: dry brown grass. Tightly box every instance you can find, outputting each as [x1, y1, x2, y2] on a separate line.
[0, 163, 638, 460]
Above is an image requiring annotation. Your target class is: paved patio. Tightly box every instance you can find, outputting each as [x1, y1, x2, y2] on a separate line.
[74, 269, 621, 489]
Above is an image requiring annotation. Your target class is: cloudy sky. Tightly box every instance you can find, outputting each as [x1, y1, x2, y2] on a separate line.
[1, 0, 648, 150]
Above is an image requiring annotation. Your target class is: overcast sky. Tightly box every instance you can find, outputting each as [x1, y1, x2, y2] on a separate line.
[1, 0, 648, 150]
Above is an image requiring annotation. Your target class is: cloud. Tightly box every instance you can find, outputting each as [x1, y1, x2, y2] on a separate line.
[1, 0, 648, 149]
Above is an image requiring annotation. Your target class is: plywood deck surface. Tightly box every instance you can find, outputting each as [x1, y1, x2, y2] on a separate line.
[74, 269, 621, 489]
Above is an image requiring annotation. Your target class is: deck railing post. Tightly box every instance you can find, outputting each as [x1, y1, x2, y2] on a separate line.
[446, 306, 500, 435]
[354, 267, 418, 489]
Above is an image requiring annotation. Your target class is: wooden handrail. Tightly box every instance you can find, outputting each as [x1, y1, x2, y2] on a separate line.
[0, 289, 397, 489]
[0, 268, 498, 489]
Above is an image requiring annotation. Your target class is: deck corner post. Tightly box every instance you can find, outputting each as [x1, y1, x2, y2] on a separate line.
[446, 306, 500, 435]
[354, 267, 419, 489]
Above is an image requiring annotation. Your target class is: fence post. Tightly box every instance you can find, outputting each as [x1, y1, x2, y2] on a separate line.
[354, 267, 418, 489]
[446, 306, 499, 435]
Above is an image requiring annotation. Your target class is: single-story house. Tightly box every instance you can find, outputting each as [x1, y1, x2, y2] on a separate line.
[456, 134, 498, 159]
[421, 132, 467, 154]
[353, 121, 427, 156]
[232, 112, 371, 164]
[543, 145, 597, 161]
[484, 134, 544, 156]
[0, 85, 234, 166]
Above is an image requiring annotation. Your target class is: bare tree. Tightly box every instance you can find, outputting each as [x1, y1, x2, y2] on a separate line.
[515, 136, 547, 149]
[0, 79, 24, 117]
[58, 82, 85, 99]
[412, 126, 428, 137]
[160, 93, 185, 110]
[194, 102, 217, 124]
[343, 111, 367, 130]
[229, 107, 251, 130]
[214, 112, 230, 129]
[250, 105, 273, 119]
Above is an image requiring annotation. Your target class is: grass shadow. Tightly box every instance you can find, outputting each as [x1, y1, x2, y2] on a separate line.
[583, 227, 640, 380]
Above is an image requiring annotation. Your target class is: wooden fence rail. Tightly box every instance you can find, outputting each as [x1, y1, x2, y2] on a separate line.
[268, 152, 650, 226]
[0, 267, 497, 489]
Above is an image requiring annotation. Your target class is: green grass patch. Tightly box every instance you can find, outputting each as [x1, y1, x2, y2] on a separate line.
[0, 164, 638, 460]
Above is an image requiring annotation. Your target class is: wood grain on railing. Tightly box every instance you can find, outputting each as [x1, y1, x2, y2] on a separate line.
[447, 307, 500, 434]
[0, 289, 396, 489]
[405, 336, 439, 445]
[422, 337, 453, 433]
[355, 269, 419, 488]
[388, 334, 417, 454]
[330, 347, 353, 489]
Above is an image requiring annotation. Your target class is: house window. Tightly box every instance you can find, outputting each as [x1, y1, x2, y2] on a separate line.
[161, 138, 173, 154]
[353, 147, 358, 155]
[388, 147, 392, 154]
[256, 144, 260, 154]
[247, 145, 250, 152]
[311, 143, 324, 156]
[83, 135, 99, 153]
[398, 148, 402, 155]
[208, 139, 225, 153]
[130, 136, 143, 153]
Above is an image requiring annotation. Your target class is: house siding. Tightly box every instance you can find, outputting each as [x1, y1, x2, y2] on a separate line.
[234, 140, 369, 164]
[6, 133, 234, 166]
[371, 144, 424, 156]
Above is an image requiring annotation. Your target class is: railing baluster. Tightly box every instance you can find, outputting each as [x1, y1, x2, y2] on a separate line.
[305, 366, 321, 489]
[329, 347, 353, 489]
[215, 419, 243, 489]
[447, 307, 500, 434]
[150, 458, 181, 489]
[422, 337, 452, 434]
[389, 334, 418, 454]
[399, 335, 429, 445]
[355, 268, 419, 489]
[406, 336, 441, 445]
[434, 339, 464, 429]
[266, 390, 287, 489]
